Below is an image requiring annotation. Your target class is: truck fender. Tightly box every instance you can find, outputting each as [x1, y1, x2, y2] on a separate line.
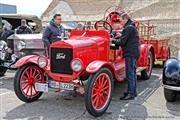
[15, 55, 39, 68]
[86, 60, 115, 74]
[138, 44, 154, 66]
[161, 47, 170, 59]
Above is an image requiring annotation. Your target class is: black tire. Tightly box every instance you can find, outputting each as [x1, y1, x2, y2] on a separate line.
[0, 66, 7, 76]
[85, 67, 114, 117]
[163, 47, 171, 67]
[14, 64, 44, 103]
[167, 47, 171, 59]
[163, 61, 165, 67]
[164, 88, 177, 102]
[141, 52, 153, 80]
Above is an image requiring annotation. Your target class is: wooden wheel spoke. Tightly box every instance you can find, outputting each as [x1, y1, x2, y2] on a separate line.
[22, 76, 28, 81]
[22, 84, 28, 90]
[101, 94, 106, 103]
[32, 68, 37, 77]
[92, 95, 98, 105]
[25, 70, 30, 78]
[21, 81, 28, 85]
[100, 76, 105, 85]
[30, 68, 33, 77]
[96, 78, 101, 86]
[34, 74, 40, 80]
[95, 97, 100, 108]
[30, 86, 33, 96]
[25, 86, 30, 95]
[102, 78, 108, 87]
[92, 92, 99, 98]
[102, 86, 109, 91]
[33, 85, 37, 93]
[93, 86, 99, 92]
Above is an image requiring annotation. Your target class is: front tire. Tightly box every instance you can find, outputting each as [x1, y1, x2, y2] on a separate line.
[14, 64, 45, 102]
[0, 66, 7, 76]
[85, 68, 114, 117]
[164, 88, 177, 102]
[141, 52, 153, 80]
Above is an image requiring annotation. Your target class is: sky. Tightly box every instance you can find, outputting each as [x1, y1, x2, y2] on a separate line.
[0, 0, 52, 17]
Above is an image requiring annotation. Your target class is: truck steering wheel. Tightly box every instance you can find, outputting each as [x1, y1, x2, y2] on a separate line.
[94, 20, 112, 34]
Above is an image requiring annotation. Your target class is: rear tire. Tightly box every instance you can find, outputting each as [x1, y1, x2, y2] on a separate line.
[85, 68, 114, 117]
[164, 88, 177, 102]
[163, 47, 171, 67]
[141, 52, 153, 80]
[14, 64, 44, 102]
[0, 66, 7, 76]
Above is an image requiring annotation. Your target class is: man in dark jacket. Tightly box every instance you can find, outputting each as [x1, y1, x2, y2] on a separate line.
[16, 19, 33, 34]
[112, 13, 140, 100]
[42, 14, 65, 55]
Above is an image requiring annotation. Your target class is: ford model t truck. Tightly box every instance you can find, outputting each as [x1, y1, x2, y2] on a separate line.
[13, 7, 154, 117]
[13, 27, 153, 117]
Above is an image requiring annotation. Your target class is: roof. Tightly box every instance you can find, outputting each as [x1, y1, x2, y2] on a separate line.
[130, 0, 180, 20]
[0, 14, 40, 20]
[41, 0, 158, 22]
[0, 14, 42, 33]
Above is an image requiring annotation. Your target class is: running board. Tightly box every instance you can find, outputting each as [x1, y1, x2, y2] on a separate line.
[136, 67, 146, 73]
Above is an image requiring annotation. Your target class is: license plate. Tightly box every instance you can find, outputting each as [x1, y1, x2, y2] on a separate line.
[60, 82, 74, 91]
[49, 81, 60, 89]
[35, 83, 48, 92]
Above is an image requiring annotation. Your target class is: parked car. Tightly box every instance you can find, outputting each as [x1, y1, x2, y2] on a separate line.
[163, 58, 180, 102]
[0, 14, 42, 35]
[0, 34, 45, 76]
[0, 14, 43, 76]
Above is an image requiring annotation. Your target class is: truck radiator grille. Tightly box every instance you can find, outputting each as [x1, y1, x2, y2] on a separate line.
[50, 48, 73, 74]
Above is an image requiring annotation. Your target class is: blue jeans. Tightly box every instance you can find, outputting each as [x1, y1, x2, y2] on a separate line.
[125, 57, 137, 96]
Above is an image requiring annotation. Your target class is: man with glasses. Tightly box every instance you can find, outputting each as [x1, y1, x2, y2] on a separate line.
[42, 14, 65, 56]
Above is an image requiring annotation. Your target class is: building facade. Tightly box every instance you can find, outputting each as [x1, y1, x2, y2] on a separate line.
[0, 3, 17, 14]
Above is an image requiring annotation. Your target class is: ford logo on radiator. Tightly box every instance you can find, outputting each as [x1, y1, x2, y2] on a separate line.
[56, 53, 66, 60]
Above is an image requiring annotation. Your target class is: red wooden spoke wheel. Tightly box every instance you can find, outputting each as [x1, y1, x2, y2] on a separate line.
[91, 73, 110, 110]
[14, 64, 45, 102]
[85, 68, 114, 117]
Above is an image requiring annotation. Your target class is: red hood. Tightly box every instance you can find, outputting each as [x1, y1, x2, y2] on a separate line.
[51, 37, 101, 49]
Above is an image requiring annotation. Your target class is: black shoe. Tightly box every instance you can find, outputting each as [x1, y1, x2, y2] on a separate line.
[120, 93, 135, 100]
[123, 92, 137, 97]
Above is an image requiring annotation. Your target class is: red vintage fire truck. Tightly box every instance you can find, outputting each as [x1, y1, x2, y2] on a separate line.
[104, 6, 170, 65]
[13, 7, 165, 117]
